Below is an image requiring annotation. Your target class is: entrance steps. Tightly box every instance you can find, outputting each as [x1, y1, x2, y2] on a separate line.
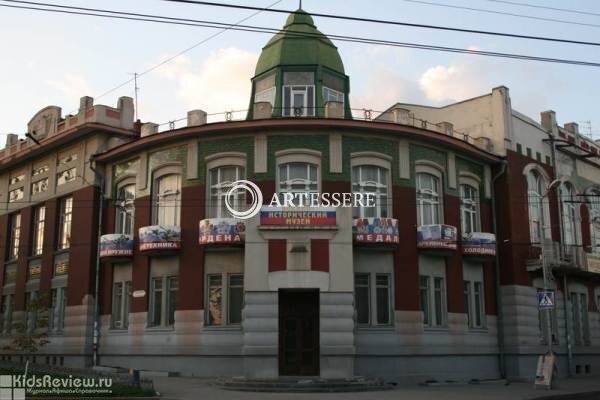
[215, 376, 393, 392]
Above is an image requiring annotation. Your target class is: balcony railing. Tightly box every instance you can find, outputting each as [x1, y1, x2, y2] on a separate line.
[199, 218, 245, 245]
[99, 233, 134, 259]
[139, 225, 181, 253]
[352, 217, 399, 245]
[417, 224, 457, 251]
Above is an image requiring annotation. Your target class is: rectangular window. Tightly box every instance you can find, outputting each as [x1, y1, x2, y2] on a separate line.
[207, 274, 223, 325]
[283, 85, 315, 117]
[154, 174, 181, 226]
[254, 87, 276, 106]
[7, 213, 21, 260]
[31, 178, 49, 195]
[32, 206, 46, 256]
[228, 274, 243, 325]
[464, 280, 485, 329]
[208, 166, 245, 218]
[355, 273, 370, 325]
[571, 292, 590, 346]
[111, 281, 131, 329]
[57, 197, 73, 250]
[375, 274, 391, 325]
[351, 165, 389, 218]
[25, 291, 38, 333]
[116, 184, 135, 235]
[278, 162, 318, 203]
[323, 86, 344, 105]
[57, 167, 76, 186]
[206, 273, 244, 326]
[49, 287, 66, 332]
[416, 173, 441, 226]
[149, 277, 163, 327]
[420, 275, 446, 328]
[167, 277, 178, 326]
[460, 184, 480, 234]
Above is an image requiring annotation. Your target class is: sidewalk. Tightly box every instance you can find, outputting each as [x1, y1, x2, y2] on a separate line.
[153, 376, 600, 400]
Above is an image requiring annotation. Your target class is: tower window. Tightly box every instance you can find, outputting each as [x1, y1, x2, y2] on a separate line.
[283, 85, 315, 117]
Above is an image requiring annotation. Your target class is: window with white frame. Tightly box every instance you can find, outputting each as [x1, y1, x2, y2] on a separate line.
[460, 183, 480, 234]
[278, 162, 318, 203]
[57, 197, 72, 250]
[208, 166, 245, 218]
[323, 86, 344, 105]
[149, 275, 178, 327]
[116, 183, 135, 235]
[32, 205, 45, 256]
[7, 213, 21, 260]
[206, 273, 244, 326]
[570, 290, 590, 346]
[527, 170, 551, 244]
[416, 172, 442, 226]
[589, 189, 600, 251]
[463, 263, 485, 329]
[560, 182, 579, 246]
[0, 294, 14, 334]
[354, 272, 392, 326]
[153, 174, 181, 226]
[419, 257, 447, 328]
[254, 87, 276, 107]
[351, 165, 389, 218]
[49, 287, 66, 333]
[112, 280, 132, 329]
[283, 85, 315, 117]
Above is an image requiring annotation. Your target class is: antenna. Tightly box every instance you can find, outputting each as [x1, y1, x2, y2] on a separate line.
[299, 0, 302, 9]
[129, 72, 140, 121]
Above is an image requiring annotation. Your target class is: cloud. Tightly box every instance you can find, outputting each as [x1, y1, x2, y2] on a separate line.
[46, 74, 94, 104]
[154, 47, 258, 114]
[419, 62, 489, 103]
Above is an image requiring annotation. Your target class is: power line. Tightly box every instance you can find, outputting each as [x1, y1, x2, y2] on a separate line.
[159, 0, 600, 45]
[1, 2, 600, 68]
[399, 0, 600, 28]
[483, 0, 600, 18]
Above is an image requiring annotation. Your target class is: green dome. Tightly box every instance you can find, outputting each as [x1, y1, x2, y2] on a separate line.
[254, 9, 345, 76]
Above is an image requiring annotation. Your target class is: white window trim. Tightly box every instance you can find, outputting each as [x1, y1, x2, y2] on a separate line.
[205, 153, 247, 219]
[111, 264, 132, 330]
[416, 163, 445, 226]
[351, 155, 392, 218]
[283, 84, 315, 117]
[419, 256, 448, 329]
[115, 177, 136, 236]
[459, 174, 481, 234]
[525, 167, 552, 243]
[560, 181, 581, 247]
[275, 149, 322, 197]
[151, 165, 182, 226]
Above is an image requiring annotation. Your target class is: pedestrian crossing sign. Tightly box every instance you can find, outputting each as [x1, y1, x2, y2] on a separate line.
[538, 291, 555, 310]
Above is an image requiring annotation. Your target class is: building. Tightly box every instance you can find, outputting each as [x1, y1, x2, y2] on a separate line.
[1, 8, 599, 382]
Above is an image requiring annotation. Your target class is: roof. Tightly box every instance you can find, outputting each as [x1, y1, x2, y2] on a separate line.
[254, 9, 345, 77]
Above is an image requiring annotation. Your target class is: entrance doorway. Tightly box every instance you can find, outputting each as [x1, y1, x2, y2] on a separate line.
[278, 289, 320, 376]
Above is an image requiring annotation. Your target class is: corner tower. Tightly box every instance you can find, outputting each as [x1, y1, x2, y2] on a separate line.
[247, 9, 351, 119]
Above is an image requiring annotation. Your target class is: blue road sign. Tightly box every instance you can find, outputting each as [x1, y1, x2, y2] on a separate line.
[538, 291, 555, 310]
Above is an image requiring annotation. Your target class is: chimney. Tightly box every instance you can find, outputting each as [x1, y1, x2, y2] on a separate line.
[5, 134, 19, 148]
[118, 96, 135, 130]
[564, 122, 579, 135]
[140, 123, 159, 137]
[79, 96, 94, 113]
[391, 107, 411, 125]
[187, 110, 208, 127]
[540, 110, 556, 131]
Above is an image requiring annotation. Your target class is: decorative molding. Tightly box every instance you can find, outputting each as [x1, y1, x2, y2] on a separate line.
[398, 140, 410, 180]
[483, 165, 492, 199]
[254, 134, 267, 173]
[329, 133, 342, 173]
[186, 141, 198, 180]
[137, 153, 148, 191]
[448, 152, 457, 189]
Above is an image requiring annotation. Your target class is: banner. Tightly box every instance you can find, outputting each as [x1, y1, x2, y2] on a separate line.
[99, 234, 134, 258]
[462, 232, 496, 256]
[417, 224, 457, 250]
[353, 217, 399, 244]
[260, 206, 336, 227]
[199, 218, 245, 244]
[139, 225, 181, 252]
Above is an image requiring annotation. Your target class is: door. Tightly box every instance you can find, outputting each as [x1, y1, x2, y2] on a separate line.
[278, 289, 319, 376]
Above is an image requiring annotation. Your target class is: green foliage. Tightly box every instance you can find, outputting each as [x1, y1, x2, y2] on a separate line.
[2, 293, 50, 354]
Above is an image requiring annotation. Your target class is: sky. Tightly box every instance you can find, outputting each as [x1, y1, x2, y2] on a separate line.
[0, 0, 599, 138]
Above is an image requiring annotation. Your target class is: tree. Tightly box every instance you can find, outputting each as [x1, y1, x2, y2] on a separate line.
[2, 293, 50, 354]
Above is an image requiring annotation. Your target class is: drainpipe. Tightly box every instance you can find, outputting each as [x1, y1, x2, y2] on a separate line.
[89, 158, 104, 367]
[491, 160, 507, 379]
[563, 273, 573, 377]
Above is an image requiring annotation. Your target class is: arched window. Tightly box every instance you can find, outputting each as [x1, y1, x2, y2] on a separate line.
[460, 183, 480, 234]
[278, 162, 318, 200]
[153, 173, 181, 226]
[527, 170, 550, 244]
[351, 165, 389, 218]
[588, 189, 600, 251]
[208, 165, 245, 218]
[116, 183, 135, 235]
[560, 182, 579, 246]
[416, 172, 442, 226]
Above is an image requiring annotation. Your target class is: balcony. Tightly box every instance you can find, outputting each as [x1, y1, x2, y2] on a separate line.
[199, 218, 245, 245]
[462, 232, 496, 257]
[417, 224, 457, 251]
[139, 225, 181, 253]
[587, 252, 600, 274]
[352, 217, 399, 245]
[99, 234, 134, 259]
[527, 241, 589, 271]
